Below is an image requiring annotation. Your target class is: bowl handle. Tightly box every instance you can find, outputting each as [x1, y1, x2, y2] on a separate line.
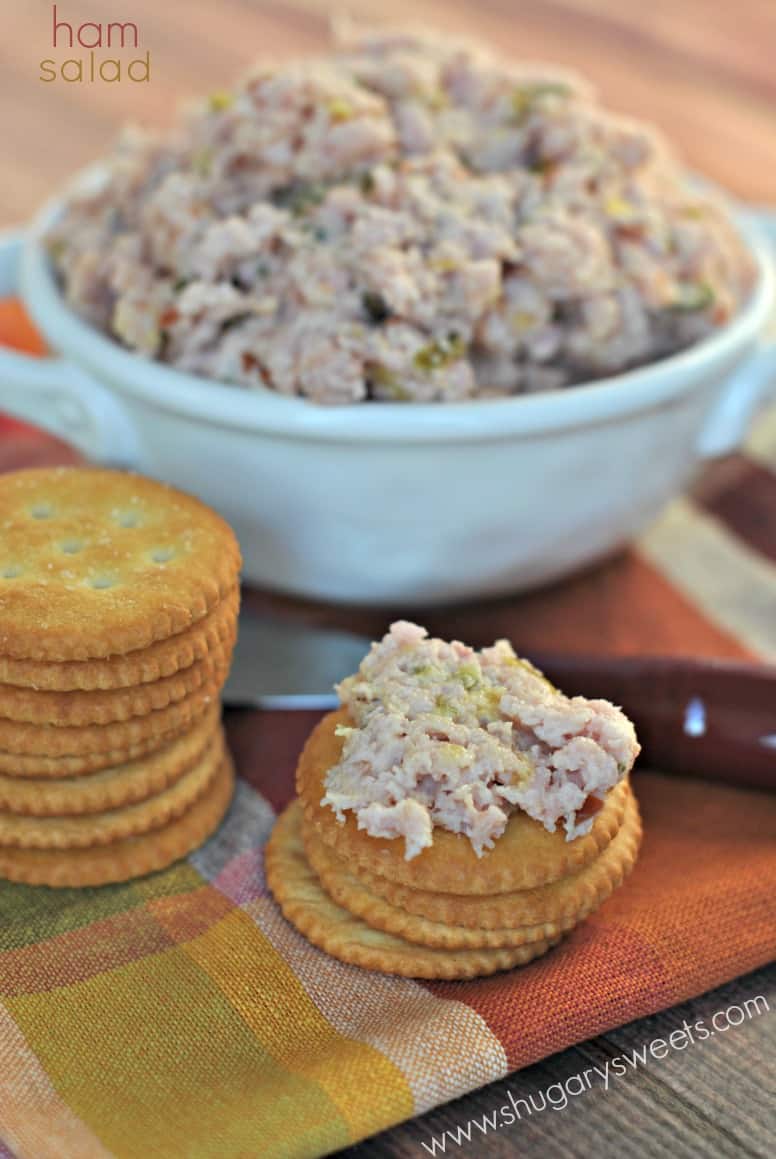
[697, 207, 776, 459]
[0, 232, 140, 465]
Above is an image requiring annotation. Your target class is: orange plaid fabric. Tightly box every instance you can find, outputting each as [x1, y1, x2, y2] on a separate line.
[1, 303, 775, 1158]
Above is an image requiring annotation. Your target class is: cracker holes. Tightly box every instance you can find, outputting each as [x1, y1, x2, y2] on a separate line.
[89, 576, 115, 590]
[115, 511, 142, 528]
[30, 503, 54, 519]
[1, 565, 22, 579]
[150, 547, 176, 563]
[60, 539, 83, 555]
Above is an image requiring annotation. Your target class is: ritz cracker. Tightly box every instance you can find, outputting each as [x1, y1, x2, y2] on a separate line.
[267, 622, 643, 980]
[0, 467, 241, 886]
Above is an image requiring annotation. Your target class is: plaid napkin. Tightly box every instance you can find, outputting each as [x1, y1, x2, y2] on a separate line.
[1, 304, 776, 1158]
[1, 748, 774, 1159]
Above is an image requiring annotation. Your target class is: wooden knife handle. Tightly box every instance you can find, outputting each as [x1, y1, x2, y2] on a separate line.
[526, 654, 776, 792]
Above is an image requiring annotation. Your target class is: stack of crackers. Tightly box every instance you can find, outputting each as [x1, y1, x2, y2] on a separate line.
[268, 710, 642, 979]
[0, 467, 241, 887]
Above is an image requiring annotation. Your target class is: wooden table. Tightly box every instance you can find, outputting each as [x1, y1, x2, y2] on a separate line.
[2, 0, 776, 223]
[340, 965, 776, 1158]
[2, 3, 775, 1156]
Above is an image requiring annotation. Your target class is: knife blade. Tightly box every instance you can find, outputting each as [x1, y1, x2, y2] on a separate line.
[223, 611, 371, 710]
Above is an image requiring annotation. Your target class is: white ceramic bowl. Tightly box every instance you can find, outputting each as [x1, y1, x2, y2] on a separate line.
[1, 196, 775, 604]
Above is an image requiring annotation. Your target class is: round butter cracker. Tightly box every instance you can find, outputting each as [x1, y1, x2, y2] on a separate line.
[0, 467, 241, 661]
[303, 815, 574, 949]
[0, 641, 232, 726]
[0, 730, 224, 849]
[0, 752, 234, 886]
[267, 803, 560, 979]
[297, 710, 631, 894]
[314, 791, 642, 933]
[0, 585, 239, 692]
[0, 669, 224, 757]
[0, 712, 223, 815]
[0, 704, 220, 779]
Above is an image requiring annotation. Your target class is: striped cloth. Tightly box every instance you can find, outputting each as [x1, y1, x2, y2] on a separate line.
[1, 307, 776, 1159]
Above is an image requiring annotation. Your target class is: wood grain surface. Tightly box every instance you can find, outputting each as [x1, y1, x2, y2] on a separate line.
[1, 0, 775, 225]
[1, 3, 775, 1157]
[340, 964, 776, 1158]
